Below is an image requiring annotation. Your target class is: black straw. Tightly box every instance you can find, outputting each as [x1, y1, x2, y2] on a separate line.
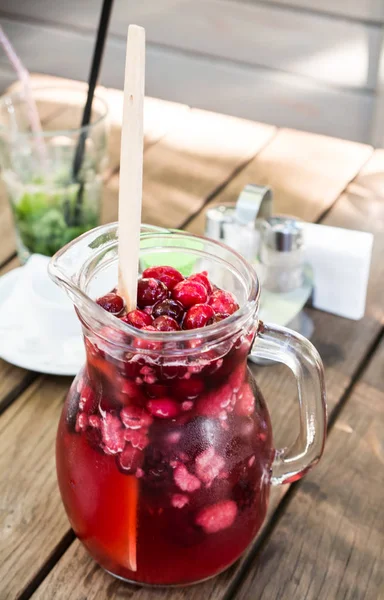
[72, 0, 114, 181]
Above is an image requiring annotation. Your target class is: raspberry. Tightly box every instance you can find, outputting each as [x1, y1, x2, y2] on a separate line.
[196, 384, 233, 417]
[100, 413, 125, 454]
[124, 429, 148, 450]
[75, 412, 89, 432]
[195, 500, 237, 533]
[174, 464, 201, 492]
[78, 385, 96, 414]
[121, 405, 153, 429]
[171, 494, 189, 508]
[229, 363, 247, 393]
[195, 447, 225, 485]
[235, 383, 255, 417]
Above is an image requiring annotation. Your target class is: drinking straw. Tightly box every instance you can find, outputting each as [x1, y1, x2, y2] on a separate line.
[0, 25, 47, 165]
[117, 24, 146, 572]
[72, 0, 114, 182]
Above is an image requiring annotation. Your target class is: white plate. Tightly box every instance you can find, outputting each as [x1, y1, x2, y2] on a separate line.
[0, 268, 85, 376]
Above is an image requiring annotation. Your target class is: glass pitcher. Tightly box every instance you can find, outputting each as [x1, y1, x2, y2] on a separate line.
[49, 223, 326, 586]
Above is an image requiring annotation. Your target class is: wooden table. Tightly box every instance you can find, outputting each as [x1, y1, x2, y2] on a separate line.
[0, 75, 383, 600]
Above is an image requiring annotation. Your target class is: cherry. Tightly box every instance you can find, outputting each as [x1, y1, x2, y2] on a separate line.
[172, 280, 207, 308]
[137, 278, 168, 307]
[173, 377, 205, 399]
[96, 293, 125, 315]
[147, 398, 180, 419]
[187, 272, 213, 295]
[183, 303, 215, 329]
[152, 299, 184, 322]
[153, 315, 180, 331]
[121, 309, 153, 329]
[142, 265, 184, 290]
[208, 290, 239, 315]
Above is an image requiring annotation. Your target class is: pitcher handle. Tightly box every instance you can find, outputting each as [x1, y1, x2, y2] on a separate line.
[249, 322, 327, 485]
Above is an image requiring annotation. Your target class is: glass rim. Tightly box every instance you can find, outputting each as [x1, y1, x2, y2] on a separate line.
[0, 84, 109, 139]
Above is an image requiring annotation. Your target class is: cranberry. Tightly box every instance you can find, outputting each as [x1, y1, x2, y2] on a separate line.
[207, 313, 230, 325]
[137, 278, 168, 307]
[183, 304, 215, 330]
[153, 315, 180, 331]
[208, 290, 239, 315]
[145, 383, 169, 398]
[117, 444, 142, 474]
[195, 500, 237, 533]
[152, 299, 184, 322]
[134, 325, 162, 351]
[142, 265, 184, 290]
[78, 385, 96, 414]
[147, 398, 180, 419]
[173, 377, 205, 399]
[187, 272, 213, 295]
[96, 293, 125, 315]
[172, 280, 207, 308]
[122, 309, 153, 329]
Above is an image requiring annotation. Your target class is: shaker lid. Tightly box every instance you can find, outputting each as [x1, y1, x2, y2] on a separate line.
[205, 184, 273, 242]
[263, 216, 304, 252]
[235, 184, 273, 225]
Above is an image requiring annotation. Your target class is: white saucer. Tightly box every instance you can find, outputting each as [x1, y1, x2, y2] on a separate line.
[0, 268, 85, 376]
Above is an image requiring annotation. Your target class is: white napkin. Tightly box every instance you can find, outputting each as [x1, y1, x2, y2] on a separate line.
[0, 254, 84, 375]
[302, 223, 373, 320]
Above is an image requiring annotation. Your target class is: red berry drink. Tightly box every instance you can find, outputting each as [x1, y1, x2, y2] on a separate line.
[56, 266, 274, 585]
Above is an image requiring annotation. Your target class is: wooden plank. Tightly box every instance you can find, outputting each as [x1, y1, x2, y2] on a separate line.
[1, 2, 382, 90]
[0, 18, 375, 143]
[29, 155, 384, 599]
[0, 377, 71, 600]
[101, 109, 276, 226]
[185, 128, 373, 232]
[234, 338, 384, 600]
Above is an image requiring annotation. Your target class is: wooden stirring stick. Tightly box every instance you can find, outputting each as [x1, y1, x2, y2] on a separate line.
[118, 24, 145, 311]
[117, 24, 146, 573]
